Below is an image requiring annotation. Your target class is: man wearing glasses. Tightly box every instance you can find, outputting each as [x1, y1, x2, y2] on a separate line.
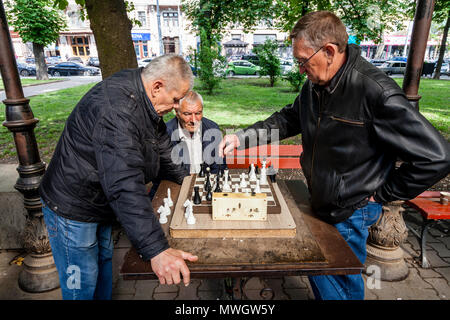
[219, 11, 450, 300]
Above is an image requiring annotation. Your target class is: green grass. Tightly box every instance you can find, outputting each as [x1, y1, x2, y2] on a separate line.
[0, 78, 63, 90]
[0, 77, 448, 163]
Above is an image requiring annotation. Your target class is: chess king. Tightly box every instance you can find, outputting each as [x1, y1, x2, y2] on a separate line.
[219, 11, 450, 300]
[39, 54, 198, 300]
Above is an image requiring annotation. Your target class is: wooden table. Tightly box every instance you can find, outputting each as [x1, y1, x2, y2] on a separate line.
[120, 178, 363, 283]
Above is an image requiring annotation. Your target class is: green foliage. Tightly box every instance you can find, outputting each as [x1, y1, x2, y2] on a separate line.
[5, 0, 67, 46]
[283, 64, 306, 92]
[254, 39, 281, 87]
[198, 28, 222, 94]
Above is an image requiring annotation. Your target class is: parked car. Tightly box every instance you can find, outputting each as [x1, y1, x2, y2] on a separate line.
[438, 62, 449, 76]
[391, 56, 407, 62]
[48, 62, 100, 76]
[240, 54, 260, 66]
[25, 57, 35, 64]
[377, 61, 406, 75]
[17, 62, 36, 77]
[370, 59, 386, 67]
[86, 56, 100, 67]
[280, 59, 293, 74]
[225, 60, 261, 76]
[137, 58, 152, 68]
[67, 56, 84, 64]
[46, 56, 61, 66]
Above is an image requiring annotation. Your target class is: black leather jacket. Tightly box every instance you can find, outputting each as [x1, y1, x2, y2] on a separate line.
[39, 68, 189, 260]
[236, 44, 450, 224]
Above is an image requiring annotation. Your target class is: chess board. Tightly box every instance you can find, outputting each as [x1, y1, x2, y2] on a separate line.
[188, 171, 281, 214]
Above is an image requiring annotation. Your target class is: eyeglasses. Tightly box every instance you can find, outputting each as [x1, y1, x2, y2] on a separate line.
[297, 45, 325, 69]
[296, 43, 339, 69]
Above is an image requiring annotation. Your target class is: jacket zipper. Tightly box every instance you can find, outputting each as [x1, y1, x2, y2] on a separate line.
[330, 115, 364, 126]
[310, 89, 323, 188]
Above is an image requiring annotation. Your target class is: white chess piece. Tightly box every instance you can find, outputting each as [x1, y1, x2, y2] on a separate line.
[240, 173, 247, 188]
[260, 160, 267, 185]
[222, 173, 231, 192]
[167, 188, 173, 207]
[234, 184, 239, 193]
[163, 198, 171, 215]
[183, 199, 192, 218]
[254, 180, 261, 193]
[249, 164, 257, 181]
[186, 208, 196, 225]
[157, 206, 168, 224]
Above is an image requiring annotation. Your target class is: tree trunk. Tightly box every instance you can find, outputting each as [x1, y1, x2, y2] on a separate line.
[32, 43, 49, 80]
[85, 0, 137, 79]
[433, 10, 449, 80]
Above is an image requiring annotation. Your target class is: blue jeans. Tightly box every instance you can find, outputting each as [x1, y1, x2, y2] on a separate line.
[41, 200, 114, 300]
[308, 202, 382, 300]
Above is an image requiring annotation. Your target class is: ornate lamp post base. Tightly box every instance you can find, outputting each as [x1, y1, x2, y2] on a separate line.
[19, 252, 60, 293]
[365, 201, 409, 281]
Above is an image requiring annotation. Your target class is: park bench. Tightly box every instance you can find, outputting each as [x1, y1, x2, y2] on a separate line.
[404, 191, 450, 268]
[225, 144, 303, 170]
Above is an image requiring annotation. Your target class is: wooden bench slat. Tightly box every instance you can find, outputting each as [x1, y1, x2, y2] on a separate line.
[405, 198, 450, 220]
[232, 145, 303, 157]
[227, 157, 301, 169]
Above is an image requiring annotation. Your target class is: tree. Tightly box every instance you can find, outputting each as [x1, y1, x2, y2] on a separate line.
[182, 0, 274, 93]
[254, 39, 281, 87]
[432, 0, 450, 79]
[5, 0, 67, 80]
[55, 0, 137, 79]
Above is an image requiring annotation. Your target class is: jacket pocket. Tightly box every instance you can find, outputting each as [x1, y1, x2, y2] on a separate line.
[78, 171, 108, 206]
[330, 115, 365, 127]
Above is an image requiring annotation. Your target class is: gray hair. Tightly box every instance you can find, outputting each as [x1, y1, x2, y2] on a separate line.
[180, 90, 203, 108]
[142, 54, 194, 90]
[290, 11, 348, 53]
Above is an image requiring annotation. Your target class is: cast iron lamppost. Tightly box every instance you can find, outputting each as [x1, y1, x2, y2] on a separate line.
[0, 0, 59, 292]
[366, 0, 436, 280]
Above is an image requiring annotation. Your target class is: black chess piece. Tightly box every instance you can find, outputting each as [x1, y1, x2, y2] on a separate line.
[199, 163, 205, 177]
[193, 186, 201, 204]
[255, 164, 259, 174]
[214, 175, 221, 192]
[218, 164, 224, 177]
[206, 188, 213, 201]
[204, 176, 211, 191]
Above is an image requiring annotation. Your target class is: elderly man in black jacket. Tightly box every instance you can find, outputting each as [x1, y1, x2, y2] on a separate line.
[219, 11, 450, 300]
[39, 54, 198, 300]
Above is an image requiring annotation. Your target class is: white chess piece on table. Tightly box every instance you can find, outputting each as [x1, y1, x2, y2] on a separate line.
[157, 206, 168, 224]
[163, 198, 171, 215]
[260, 160, 267, 185]
[167, 188, 173, 207]
[222, 173, 231, 192]
[186, 207, 196, 225]
[234, 184, 239, 193]
[240, 173, 247, 188]
[249, 164, 257, 181]
[254, 180, 261, 193]
[183, 199, 192, 218]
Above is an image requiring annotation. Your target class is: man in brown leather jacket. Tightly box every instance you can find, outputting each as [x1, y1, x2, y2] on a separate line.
[219, 11, 450, 300]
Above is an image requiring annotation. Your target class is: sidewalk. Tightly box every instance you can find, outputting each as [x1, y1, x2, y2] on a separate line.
[0, 206, 448, 300]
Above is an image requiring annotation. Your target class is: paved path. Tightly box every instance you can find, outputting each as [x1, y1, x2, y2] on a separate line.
[0, 207, 448, 300]
[0, 75, 102, 101]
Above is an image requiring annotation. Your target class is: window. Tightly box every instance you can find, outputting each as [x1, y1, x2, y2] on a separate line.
[232, 34, 241, 40]
[162, 11, 179, 28]
[137, 11, 146, 27]
[70, 36, 90, 57]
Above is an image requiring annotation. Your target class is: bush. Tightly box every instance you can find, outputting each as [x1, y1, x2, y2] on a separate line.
[283, 66, 306, 92]
[254, 39, 281, 87]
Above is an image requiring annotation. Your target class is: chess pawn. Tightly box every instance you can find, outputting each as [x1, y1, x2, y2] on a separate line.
[222, 173, 231, 192]
[260, 161, 267, 185]
[206, 188, 213, 201]
[193, 186, 201, 204]
[254, 180, 261, 193]
[234, 184, 239, 193]
[167, 188, 173, 207]
[240, 173, 247, 188]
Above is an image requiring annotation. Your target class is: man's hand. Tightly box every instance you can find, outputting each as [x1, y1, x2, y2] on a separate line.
[218, 134, 240, 158]
[150, 248, 198, 286]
